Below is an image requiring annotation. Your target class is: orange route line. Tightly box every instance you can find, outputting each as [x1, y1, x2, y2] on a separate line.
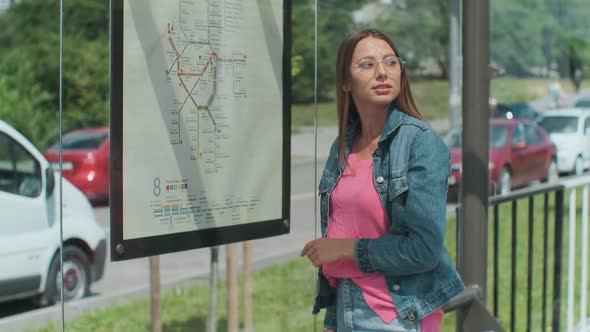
[179, 72, 202, 77]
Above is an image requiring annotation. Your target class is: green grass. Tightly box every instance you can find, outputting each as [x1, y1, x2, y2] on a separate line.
[291, 77, 574, 129]
[30, 189, 590, 332]
[30, 259, 324, 332]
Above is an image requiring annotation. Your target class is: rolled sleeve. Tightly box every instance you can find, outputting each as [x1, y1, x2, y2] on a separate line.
[355, 238, 376, 274]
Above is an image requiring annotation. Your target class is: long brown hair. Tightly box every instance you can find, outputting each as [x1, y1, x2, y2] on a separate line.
[335, 28, 424, 164]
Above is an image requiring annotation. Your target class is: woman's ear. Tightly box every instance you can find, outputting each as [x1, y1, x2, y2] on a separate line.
[342, 83, 351, 92]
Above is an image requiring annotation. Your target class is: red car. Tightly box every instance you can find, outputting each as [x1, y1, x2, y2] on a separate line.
[445, 119, 558, 201]
[43, 127, 110, 203]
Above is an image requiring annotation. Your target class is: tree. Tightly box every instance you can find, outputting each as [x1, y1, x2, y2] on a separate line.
[491, 1, 551, 76]
[372, 0, 449, 78]
[291, 0, 358, 103]
[0, 0, 109, 149]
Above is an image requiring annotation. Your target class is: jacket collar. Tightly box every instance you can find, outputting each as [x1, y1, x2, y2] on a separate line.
[379, 105, 408, 143]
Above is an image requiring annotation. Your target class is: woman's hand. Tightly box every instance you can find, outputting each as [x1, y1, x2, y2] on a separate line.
[300, 238, 356, 267]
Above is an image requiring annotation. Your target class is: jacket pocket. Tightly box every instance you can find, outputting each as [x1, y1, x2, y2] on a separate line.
[388, 174, 409, 201]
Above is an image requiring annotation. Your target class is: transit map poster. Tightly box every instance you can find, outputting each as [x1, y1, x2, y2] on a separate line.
[110, 0, 291, 260]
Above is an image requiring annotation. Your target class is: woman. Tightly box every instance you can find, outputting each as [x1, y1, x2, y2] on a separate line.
[300, 29, 464, 332]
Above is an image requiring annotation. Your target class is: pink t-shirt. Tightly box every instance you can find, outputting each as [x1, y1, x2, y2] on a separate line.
[322, 147, 443, 331]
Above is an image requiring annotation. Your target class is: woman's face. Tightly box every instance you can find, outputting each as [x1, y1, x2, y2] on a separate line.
[345, 36, 401, 108]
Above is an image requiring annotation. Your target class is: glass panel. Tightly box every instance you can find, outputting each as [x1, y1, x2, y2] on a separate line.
[12, 139, 42, 198]
[0, 133, 16, 195]
[1, 0, 589, 330]
[491, 125, 510, 148]
[0, 0, 64, 325]
[539, 116, 579, 134]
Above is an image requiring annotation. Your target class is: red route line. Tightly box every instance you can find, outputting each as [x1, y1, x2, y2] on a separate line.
[168, 37, 181, 58]
[167, 33, 220, 112]
[200, 53, 216, 75]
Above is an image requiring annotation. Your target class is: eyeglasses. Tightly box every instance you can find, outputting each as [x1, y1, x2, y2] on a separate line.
[354, 56, 405, 74]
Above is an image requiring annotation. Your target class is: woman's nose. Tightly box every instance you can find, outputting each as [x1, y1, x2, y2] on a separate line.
[375, 63, 388, 79]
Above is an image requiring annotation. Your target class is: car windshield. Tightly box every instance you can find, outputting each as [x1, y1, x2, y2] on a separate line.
[50, 131, 108, 150]
[444, 125, 509, 149]
[574, 98, 590, 108]
[490, 125, 509, 147]
[493, 103, 532, 119]
[538, 116, 579, 134]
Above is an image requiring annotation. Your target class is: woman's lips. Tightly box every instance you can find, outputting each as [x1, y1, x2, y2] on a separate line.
[373, 84, 392, 95]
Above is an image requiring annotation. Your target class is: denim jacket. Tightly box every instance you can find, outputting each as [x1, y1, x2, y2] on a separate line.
[312, 107, 464, 328]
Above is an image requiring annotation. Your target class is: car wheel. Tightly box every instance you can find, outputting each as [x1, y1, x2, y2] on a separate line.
[574, 156, 584, 176]
[498, 167, 511, 195]
[545, 159, 559, 182]
[38, 246, 91, 306]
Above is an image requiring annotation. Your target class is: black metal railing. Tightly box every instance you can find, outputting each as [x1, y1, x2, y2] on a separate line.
[446, 182, 565, 332]
[489, 186, 564, 332]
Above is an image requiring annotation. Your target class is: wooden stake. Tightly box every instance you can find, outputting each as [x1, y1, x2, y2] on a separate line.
[149, 255, 162, 332]
[207, 247, 219, 332]
[243, 241, 253, 332]
[227, 243, 239, 332]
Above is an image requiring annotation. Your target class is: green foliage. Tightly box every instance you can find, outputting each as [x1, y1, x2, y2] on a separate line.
[491, 0, 590, 77]
[0, 61, 57, 150]
[0, 0, 109, 150]
[373, 0, 449, 77]
[0, 0, 108, 47]
[291, 0, 357, 103]
[3, 0, 590, 149]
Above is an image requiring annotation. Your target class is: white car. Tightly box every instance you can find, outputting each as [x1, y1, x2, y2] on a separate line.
[0, 120, 106, 305]
[538, 108, 590, 175]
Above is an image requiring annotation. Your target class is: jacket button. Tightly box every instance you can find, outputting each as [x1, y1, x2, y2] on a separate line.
[408, 314, 416, 321]
[375, 149, 383, 157]
[392, 284, 400, 291]
[376, 176, 384, 184]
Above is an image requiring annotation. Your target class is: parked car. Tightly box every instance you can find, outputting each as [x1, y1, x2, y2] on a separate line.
[43, 127, 109, 204]
[445, 119, 558, 201]
[0, 120, 106, 305]
[490, 102, 541, 121]
[537, 108, 590, 175]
